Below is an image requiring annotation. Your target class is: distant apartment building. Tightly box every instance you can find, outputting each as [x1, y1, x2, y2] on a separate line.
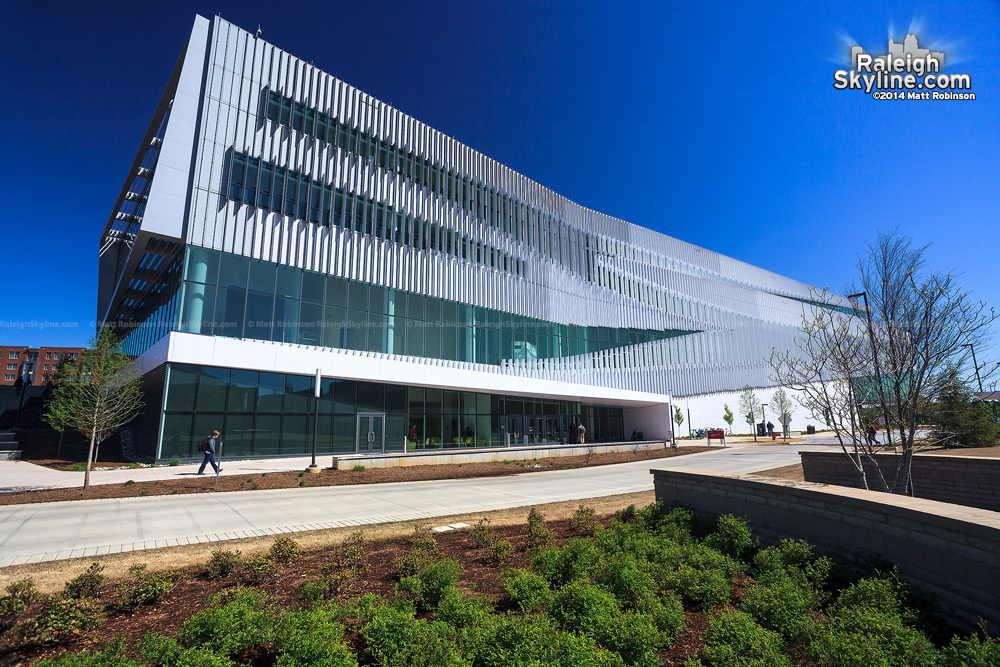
[0, 346, 84, 386]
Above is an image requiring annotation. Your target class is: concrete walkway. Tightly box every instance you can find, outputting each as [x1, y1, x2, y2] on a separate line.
[0, 435, 841, 493]
[0, 444, 831, 567]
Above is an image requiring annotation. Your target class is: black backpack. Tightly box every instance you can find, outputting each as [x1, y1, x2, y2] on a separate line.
[197, 438, 209, 453]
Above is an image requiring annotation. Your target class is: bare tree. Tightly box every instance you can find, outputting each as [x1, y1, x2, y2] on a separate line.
[771, 231, 995, 493]
[738, 385, 761, 440]
[44, 330, 144, 489]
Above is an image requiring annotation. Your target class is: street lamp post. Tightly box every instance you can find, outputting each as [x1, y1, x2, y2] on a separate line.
[307, 368, 322, 474]
[761, 403, 767, 439]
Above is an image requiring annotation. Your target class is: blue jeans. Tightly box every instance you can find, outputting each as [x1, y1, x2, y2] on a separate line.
[198, 452, 219, 474]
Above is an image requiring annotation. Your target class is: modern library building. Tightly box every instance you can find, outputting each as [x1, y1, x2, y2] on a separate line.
[101, 15, 838, 460]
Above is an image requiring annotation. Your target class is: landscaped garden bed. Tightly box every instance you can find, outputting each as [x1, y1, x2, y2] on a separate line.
[0, 501, 995, 666]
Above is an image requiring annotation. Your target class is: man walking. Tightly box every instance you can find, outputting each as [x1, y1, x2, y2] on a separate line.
[578, 422, 586, 445]
[197, 429, 222, 475]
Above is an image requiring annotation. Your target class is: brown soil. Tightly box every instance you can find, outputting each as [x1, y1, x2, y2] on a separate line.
[0, 447, 711, 506]
[751, 463, 806, 481]
[916, 445, 1000, 458]
[0, 500, 714, 666]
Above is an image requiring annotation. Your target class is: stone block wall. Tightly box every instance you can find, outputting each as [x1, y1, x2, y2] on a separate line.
[650, 467, 1000, 633]
[800, 451, 1000, 512]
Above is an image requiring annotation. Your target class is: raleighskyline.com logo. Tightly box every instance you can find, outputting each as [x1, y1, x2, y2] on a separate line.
[833, 34, 975, 100]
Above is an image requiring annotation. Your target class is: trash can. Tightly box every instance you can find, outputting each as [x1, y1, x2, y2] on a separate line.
[806, 425, 816, 434]
[756, 423, 767, 437]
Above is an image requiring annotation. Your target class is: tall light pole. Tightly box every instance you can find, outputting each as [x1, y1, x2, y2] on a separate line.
[761, 403, 767, 438]
[307, 368, 322, 474]
[962, 343, 984, 393]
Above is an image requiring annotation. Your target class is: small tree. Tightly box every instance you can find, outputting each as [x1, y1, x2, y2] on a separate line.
[45, 330, 144, 489]
[738, 386, 762, 440]
[771, 388, 796, 440]
[930, 371, 1000, 447]
[673, 405, 684, 436]
[722, 404, 734, 431]
[772, 230, 997, 493]
[41, 358, 75, 459]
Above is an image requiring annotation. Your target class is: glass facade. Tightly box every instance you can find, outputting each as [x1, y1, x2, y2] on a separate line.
[159, 363, 624, 459]
[179, 246, 692, 365]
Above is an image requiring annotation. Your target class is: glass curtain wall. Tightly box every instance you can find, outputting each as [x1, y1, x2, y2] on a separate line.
[159, 363, 621, 459]
[178, 246, 689, 367]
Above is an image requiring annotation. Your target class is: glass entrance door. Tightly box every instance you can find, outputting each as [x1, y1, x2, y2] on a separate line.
[356, 413, 386, 453]
[506, 416, 524, 446]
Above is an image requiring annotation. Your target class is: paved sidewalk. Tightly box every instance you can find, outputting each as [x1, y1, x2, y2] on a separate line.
[0, 444, 831, 567]
[0, 434, 841, 493]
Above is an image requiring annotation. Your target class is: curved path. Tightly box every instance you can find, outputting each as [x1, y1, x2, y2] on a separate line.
[0, 444, 828, 567]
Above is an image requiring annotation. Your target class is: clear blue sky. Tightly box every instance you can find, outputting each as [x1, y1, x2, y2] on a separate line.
[2, 1, 997, 353]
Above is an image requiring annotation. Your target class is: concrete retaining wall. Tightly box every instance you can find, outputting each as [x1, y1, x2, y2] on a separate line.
[800, 451, 1000, 512]
[650, 467, 1000, 633]
[332, 440, 671, 469]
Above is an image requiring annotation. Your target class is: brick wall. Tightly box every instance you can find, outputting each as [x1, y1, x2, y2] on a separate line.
[650, 468, 1000, 633]
[800, 451, 1000, 512]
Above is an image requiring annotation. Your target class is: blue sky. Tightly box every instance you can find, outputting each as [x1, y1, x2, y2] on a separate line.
[2, 1, 997, 352]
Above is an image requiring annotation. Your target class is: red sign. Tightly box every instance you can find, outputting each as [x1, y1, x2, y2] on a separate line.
[707, 430, 725, 440]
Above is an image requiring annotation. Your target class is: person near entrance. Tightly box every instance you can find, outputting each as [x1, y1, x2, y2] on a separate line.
[196, 430, 221, 475]
[766, 421, 774, 438]
[578, 423, 587, 444]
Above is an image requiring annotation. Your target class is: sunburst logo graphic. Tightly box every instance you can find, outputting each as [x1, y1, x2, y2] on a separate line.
[834, 33, 974, 100]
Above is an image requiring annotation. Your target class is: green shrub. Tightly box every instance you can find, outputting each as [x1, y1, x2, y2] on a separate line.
[435, 587, 495, 628]
[271, 607, 358, 667]
[501, 569, 552, 613]
[739, 574, 817, 640]
[704, 514, 755, 561]
[0, 578, 38, 627]
[35, 638, 142, 666]
[806, 604, 938, 667]
[526, 507, 554, 552]
[19, 595, 104, 644]
[169, 458, 181, 466]
[937, 633, 1000, 667]
[532, 538, 600, 587]
[806, 578, 939, 667]
[177, 587, 271, 657]
[329, 531, 368, 573]
[238, 554, 282, 586]
[597, 558, 657, 608]
[361, 605, 465, 667]
[636, 591, 686, 641]
[116, 564, 180, 612]
[269, 536, 303, 564]
[473, 613, 625, 667]
[548, 579, 620, 638]
[139, 633, 233, 666]
[701, 610, 792, 667]
[664, 563, 731, 609]
[204, 549, 242, 579]
[752, 538, 831, 590]
[600, 611, 664, 667]
[351, 464, 366, 472]
[395, 527, 438, 577]
[571, 504, 600, 536]
[470, 518, 496, 548]
[484, 537, 514, 565]
[63, 564, 104, 599]
[399, 558, 462, 610]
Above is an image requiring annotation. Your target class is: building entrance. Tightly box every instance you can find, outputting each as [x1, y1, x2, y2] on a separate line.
[356, 413, 385, 453]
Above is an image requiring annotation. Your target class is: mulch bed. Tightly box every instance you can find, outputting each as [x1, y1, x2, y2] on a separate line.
[0, 447, 712, 506]
[0, 515, 730, 666]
